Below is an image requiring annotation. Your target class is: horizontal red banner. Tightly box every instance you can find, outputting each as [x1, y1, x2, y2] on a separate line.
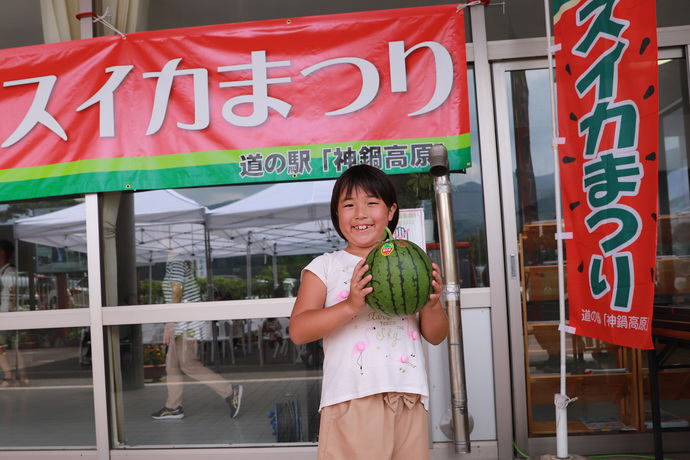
[0, 4, 470, 200]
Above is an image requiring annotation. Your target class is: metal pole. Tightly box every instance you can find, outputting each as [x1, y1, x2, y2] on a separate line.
[429, 144, 471, 454]
[246, 232, 252, 299]
[204, 225, 214, 301]
[543, 1, 574, 458]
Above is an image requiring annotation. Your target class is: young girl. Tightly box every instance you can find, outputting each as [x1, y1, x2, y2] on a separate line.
[290, 164, 448, 460]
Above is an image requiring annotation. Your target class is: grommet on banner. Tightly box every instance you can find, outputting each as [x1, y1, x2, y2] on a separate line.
[555, 232, 573, 240]
[558, 324, 576, 334]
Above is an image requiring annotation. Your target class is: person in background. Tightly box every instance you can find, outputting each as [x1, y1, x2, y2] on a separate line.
[0, 240, 29, 387]
[289, 165, 448, 460]
[151, 251, 243, 420]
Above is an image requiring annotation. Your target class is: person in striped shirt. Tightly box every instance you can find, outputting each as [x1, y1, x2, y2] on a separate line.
[151, 252, 243, 420]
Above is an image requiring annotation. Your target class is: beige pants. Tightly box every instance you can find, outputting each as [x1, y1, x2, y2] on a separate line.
[317, 393, 429, 460]
[164, 335, 233, 408]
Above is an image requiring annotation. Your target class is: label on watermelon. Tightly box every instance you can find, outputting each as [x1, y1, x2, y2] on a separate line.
[380, 243, 394, 257]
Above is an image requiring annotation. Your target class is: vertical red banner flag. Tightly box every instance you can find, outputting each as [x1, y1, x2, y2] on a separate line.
[554, 0, 658, 349]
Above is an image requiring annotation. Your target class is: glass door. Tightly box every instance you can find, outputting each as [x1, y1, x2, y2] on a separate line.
[493, 60, 643, 443]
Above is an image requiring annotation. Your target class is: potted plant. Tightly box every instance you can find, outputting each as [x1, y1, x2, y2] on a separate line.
[143, 343, 166, 381]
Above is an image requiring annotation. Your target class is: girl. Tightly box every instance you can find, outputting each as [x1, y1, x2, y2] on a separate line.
[290, 164, 448, 460]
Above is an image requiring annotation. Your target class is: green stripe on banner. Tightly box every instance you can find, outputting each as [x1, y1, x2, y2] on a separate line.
[0, 135, 470, 201]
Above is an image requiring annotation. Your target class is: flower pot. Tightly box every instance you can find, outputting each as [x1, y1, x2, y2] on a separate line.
[143, 364, 166, 382]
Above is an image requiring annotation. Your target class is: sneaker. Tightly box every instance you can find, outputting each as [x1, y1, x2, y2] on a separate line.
[151, 406, 184, 420]
[226, 385, 243, 418]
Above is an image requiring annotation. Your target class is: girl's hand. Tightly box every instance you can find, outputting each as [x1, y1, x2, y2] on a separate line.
[343, 258, 373, 316]
[419, 263, 449, 345]
[163, 322, 175, 346]
[424, 263, 444, 309]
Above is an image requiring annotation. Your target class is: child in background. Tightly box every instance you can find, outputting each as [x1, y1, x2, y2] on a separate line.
[290, 164, 448, 460]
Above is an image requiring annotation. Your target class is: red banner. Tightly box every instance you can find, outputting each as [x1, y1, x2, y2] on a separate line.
[0, 5, 470, 201]
[554, 0, 658, 349]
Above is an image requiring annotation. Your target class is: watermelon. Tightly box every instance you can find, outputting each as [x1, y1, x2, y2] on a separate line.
[364, 226, 434, 317]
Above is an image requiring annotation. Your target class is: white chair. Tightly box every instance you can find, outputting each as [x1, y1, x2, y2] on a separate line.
[198, 321, 217, 364]
[219, 320, 247, 364]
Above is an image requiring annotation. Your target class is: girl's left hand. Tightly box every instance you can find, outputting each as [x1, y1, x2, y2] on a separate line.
[425, 263, 443, 308]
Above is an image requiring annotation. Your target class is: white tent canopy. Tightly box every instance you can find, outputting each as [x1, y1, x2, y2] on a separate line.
[206, 180, 335, 229]
[14, 190, 214, 264]
[212, 219, 344, 257]
[13, 184, 345, 264]
[13, 202, 89, 254]
[206, 180, 344, 256]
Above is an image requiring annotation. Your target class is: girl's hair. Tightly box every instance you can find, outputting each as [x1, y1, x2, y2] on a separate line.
[330, 164, 399, 241]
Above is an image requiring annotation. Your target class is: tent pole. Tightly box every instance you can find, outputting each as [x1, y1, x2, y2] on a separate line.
[204, 225, 214, 300]
[148, 254, 153, 304]
[429, 144, 470, 454]
[246, 232, 252, 299]
[272, 243, 278, 292]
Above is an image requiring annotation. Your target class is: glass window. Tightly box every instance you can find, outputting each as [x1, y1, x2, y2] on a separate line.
[0, 195, 88, 310]
[649, 56, 690, 431]
[0, 327, 96, 448]
[115, 319, 323, 446]
[109, 128, 488, 445]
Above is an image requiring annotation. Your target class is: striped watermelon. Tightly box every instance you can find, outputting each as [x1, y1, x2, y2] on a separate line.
[364, 227, 434, 317]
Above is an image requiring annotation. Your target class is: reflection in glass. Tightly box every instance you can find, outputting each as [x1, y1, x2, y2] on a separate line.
[507, 68, 641, 437]
[508, 59, 690, 437]
[0, 196, 89, 311]
[649, 56, 690, 432]
[0, 327, 95, 448]
[118, 319, 323, 446]
[146, 253, 242, 422]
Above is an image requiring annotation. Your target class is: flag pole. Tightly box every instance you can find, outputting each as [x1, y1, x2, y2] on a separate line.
[543, 1, 575, 458]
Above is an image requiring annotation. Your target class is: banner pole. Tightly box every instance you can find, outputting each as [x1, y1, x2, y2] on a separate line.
[543, 1, 571, 458]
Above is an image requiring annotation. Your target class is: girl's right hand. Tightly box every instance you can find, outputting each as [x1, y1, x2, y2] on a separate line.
[343, 258, 372, 316]
[163, 322, 175, 346]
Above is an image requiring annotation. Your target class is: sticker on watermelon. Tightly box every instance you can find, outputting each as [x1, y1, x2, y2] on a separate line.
[364, 226, 434, 317]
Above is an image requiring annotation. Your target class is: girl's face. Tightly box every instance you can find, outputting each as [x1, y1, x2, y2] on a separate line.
[337, 186, 397, 257]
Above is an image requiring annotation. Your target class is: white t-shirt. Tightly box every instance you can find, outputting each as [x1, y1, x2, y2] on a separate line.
[162, 255, 207, 340]
[303, 250, 429, 411]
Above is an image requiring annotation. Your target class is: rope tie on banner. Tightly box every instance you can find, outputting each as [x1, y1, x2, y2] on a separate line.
[558, 323, 577, 335]
[555, 393, 578, 410]
[457, 0, 490, 12]
[554, 231, 572, 241]
[554, 393, 578, 426]
[76, 7, 126, 39]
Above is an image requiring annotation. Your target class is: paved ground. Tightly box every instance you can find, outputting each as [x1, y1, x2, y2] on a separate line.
[1, 343, 689, 459]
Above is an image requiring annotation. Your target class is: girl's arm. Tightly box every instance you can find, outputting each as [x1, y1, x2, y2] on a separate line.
[290, 258, 371, 345]
[419, 263, 449, 345]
